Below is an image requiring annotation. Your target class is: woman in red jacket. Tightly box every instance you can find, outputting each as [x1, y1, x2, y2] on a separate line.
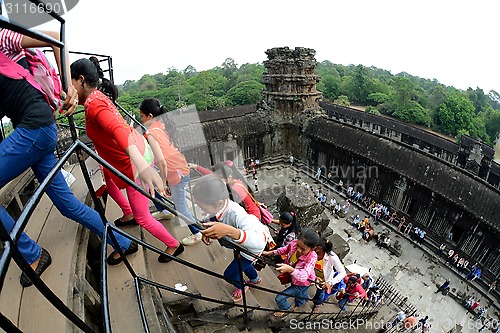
[70, 58, 182, 264]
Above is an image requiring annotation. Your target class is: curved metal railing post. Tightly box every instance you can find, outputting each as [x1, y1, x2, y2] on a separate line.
[235, 249, 249, 327]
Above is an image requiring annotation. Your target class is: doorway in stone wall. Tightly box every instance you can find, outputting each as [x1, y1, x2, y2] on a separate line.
[450, 224, 465, 244]
[226, 151, 234, 163]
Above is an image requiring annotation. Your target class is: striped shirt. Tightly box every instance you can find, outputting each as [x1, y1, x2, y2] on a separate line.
[0, 29, 25, 62]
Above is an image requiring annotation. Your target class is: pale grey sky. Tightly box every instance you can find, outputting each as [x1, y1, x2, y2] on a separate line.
[30, 0, 500, 94]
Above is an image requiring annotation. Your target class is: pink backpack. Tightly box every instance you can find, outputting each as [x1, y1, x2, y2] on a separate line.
[0, 48, 62, 112]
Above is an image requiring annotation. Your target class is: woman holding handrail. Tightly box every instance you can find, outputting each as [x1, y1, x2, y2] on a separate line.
[139, 98, 203, 246]
[0, 21, 136, 287]
[70, 58, 182, 264]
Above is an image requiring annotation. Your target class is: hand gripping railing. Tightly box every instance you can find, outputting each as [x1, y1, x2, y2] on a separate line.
[0, 5, 385, 331]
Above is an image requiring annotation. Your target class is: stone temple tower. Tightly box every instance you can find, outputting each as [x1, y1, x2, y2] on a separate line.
[261, 47, 322, 117]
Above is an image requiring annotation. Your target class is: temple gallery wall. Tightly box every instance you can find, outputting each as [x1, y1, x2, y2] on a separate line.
[176, 47, 500, 283]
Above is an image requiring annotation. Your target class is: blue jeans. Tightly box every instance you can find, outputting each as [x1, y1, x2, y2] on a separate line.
[312, 278, 346, 306]
[0, 124, 131, 264]
[275, 284, 310, 310]
[338, 294, 352, 311]
[155, 174, 199, 235]
[224, 255, 259, 290]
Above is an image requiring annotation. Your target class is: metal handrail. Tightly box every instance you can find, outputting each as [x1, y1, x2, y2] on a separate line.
[0, 142, 98, 333]
[0, 5, 386, 332]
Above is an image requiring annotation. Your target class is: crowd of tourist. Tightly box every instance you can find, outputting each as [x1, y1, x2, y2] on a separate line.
[290, 163, 500, 329]
[1, 21, 494, 331]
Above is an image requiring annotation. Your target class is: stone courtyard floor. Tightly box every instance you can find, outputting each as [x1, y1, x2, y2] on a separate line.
[248, 164, 499, 332]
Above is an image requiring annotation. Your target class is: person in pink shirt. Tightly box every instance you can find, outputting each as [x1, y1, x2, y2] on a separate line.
[70, 58, 182, 264]
[337, 275, 368, 311]
[263, 228, 319, 317]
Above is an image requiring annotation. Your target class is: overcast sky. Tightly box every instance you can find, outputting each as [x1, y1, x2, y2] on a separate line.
[30, 0, 500, 94]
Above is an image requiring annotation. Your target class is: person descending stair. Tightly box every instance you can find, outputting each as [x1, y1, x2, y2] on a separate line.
[262, 228, 319, 317]
[139, 98, 202, 246]
[192, 175, 266, 303]
[0, 25, 137, 287]
[70, 58, 182, 264]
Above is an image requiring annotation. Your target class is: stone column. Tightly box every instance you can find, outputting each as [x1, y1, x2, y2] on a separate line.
[261, 47, 322, 118]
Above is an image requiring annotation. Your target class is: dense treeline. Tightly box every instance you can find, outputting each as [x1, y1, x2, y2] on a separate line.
[316, 61, 500, 144]
[118, 58, 264, 113]
[115, 58, 500, 144]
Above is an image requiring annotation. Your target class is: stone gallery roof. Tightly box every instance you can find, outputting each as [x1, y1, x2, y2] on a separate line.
[459, 134, 495, 158]
[176, 104, 269, 149]
[320, 102, 459, 154]
[307, 117, 500, 230]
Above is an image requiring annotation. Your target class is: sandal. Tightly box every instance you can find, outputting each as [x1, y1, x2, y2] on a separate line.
[273, 310, 288, 318]
[106, 241, 139, 265]
[20, 248, 52, 287]
[114, 217, 138, 227]
[246, 277, 262, 285]
[232, 286, 249, 302]
[158, 243, 184, 263]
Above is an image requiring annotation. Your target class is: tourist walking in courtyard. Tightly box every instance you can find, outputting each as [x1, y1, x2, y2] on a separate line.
[253, 175, 259, 192]
[315, 166, 322, 181]
[391, 310, 406, 327]
[436, 278, 450, 293]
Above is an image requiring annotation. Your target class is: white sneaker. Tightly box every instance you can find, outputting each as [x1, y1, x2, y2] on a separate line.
[181, 234, 203, 246]
[152, 211, 175, 220]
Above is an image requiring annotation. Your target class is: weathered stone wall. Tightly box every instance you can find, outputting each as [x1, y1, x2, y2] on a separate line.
[176, 47, 499, 281]
[260, 46, 322, 119]
[276, 185, 330, 233]
[275, 184, 349, 259]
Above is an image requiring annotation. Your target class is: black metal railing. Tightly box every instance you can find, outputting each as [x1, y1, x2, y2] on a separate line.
[0, 4, 388, 332]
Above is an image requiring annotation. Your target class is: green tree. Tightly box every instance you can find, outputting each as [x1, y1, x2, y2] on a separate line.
[436, 92, 475, 135]
[186, 70, 227, 110]
[336, 95, 350, 107]
[351, 65, 370, 104]
[317, 74, 340, 101]
[483, 108, 500, 143]
[222, 58, 238, 78]
[136, 74, 156, 91]
[427, 85, 448, 121]
[236, 63, 264, 83]
[227, 80, 264, 105]
[183, 65, 197, 79]
[367, 92, 389, 106]
[467, 87, 490, 114]
[393, 76, 417, 105]
[393, 101, 431, 126]
[365, 106, 381, 115]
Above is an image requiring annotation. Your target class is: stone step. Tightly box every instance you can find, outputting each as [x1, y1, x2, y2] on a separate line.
[105, 197, 167, 333]
[143, 218, 234, 316]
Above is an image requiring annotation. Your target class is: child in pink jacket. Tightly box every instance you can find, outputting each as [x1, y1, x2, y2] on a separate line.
[263, 228, 319, 317]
